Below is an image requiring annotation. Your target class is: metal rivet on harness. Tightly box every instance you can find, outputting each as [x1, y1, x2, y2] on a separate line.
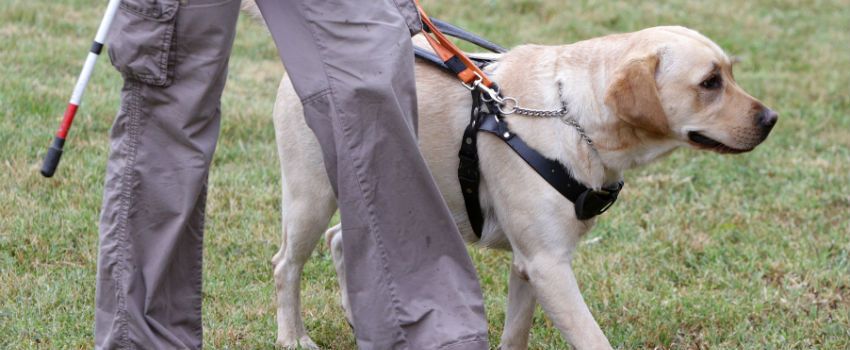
[503, 132, 511, 138]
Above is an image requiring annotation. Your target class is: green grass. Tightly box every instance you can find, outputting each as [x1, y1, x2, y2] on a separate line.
[1, 0, 848, 348]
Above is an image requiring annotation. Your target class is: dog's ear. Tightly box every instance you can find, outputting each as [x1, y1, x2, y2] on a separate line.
[604, 54, 669, 136]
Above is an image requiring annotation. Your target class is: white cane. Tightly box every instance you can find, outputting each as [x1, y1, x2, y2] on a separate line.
[41, 0, 122, 178]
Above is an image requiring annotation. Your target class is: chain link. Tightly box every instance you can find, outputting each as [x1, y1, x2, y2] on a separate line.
[505, 100, 594, 147]
[511, 105, 567, 118]
[560, 116, 594, 147]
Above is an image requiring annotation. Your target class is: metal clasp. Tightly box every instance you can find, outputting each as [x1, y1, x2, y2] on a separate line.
[462, 72, 484, 91]
[463, 72, 506, 105]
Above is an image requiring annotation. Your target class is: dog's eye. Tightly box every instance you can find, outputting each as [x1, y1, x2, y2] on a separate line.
[700, 74, 723, 90]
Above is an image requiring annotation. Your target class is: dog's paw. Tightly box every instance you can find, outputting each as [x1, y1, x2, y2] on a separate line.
[276, 335, 320, 350]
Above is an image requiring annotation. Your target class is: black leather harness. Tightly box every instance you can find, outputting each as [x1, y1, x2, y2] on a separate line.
[415, 20, 624, 238]
[457, 89, 623, 236]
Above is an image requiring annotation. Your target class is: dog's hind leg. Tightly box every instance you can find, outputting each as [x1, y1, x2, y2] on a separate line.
[499, 261, 537, 350]
[272, 181, 336, 349]
[324, 224, 354, 327]
[272, 75, 339, 349]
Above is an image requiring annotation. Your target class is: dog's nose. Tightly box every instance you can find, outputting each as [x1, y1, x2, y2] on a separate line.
[758, 107, 778, 130]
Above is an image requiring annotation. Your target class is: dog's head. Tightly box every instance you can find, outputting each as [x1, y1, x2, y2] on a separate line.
[604, 26, 777, 154]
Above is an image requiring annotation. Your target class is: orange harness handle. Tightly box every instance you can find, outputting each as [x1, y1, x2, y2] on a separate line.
[414, 0, 495, 88]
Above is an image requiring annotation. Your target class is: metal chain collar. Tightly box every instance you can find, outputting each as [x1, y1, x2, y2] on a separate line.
[471, 79, 595, 148]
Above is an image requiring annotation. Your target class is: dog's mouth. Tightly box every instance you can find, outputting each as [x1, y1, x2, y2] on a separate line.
[687, 131, 751, 154]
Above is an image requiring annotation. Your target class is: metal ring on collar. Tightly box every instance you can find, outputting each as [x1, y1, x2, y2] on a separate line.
[496, 97, 518, 115]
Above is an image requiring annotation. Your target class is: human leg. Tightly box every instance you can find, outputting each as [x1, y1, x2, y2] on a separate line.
[94, 0, 241, 348]
[254, 1, 489, 349]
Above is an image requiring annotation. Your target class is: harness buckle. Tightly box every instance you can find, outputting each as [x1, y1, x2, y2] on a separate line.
[574, 181, 624, 220]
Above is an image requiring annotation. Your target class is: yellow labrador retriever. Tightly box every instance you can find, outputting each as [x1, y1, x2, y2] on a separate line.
[264, 19, 777, 349]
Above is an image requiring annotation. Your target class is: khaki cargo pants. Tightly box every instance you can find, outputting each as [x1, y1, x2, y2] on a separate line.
[94, 0, 488, 349]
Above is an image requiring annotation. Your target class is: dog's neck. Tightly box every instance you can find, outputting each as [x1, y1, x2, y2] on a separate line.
[490, 43, 682, 189]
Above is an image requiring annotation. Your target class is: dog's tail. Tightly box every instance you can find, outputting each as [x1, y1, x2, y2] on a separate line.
[241, 0, 263, 21]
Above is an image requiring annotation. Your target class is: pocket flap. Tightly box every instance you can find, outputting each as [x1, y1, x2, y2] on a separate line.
[120, 0, 179, 22]
[108, 0, 180, 86]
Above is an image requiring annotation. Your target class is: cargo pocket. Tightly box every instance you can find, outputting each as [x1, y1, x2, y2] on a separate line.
[107, 0, 179, 87]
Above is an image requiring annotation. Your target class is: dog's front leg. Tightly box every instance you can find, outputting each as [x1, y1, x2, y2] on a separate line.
[499, 261, 537, 350]
[520, 254, 612, 349]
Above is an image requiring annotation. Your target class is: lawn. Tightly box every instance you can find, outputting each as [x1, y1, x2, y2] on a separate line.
[1, 0, 848, 348]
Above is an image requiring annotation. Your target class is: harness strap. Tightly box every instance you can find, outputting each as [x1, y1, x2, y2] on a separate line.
[460, 101, 624, 237]
[458, 90, 486, 236]
[414, 47, 497, 78]
[462, 85, 625, 235]
[414, 0, 495, 87]
[462, 94, 625, 237]
[479, 115, 586, 203]
[477, 113, 623, 221]
[430, 18, 507, 54]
